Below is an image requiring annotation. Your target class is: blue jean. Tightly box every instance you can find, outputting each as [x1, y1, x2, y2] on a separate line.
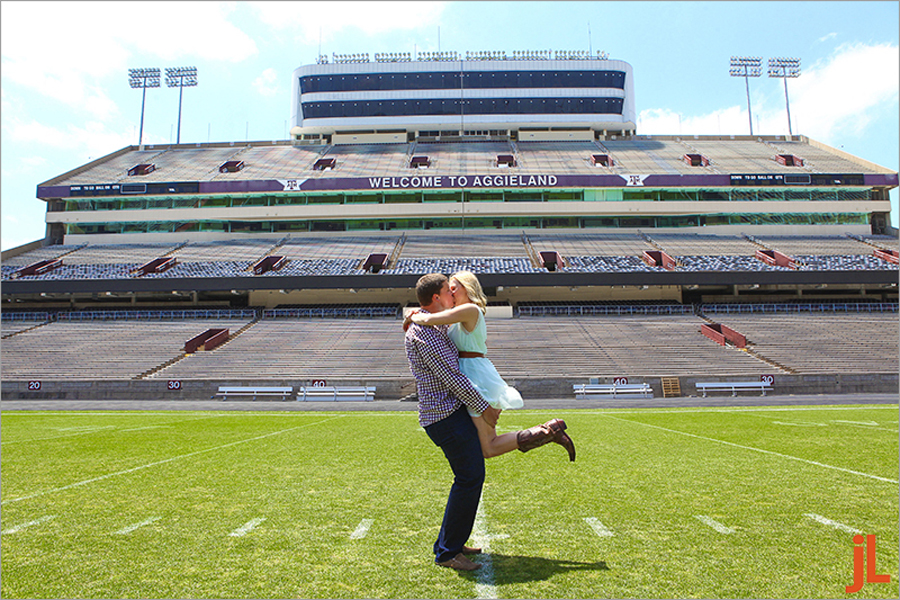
[424, 405, 485, 563]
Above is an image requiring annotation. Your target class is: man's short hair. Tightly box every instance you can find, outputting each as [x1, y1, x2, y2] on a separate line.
[416, 273, 448, 306]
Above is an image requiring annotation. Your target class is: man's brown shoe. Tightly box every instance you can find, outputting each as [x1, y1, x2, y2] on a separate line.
[437, 553, 481, 571]
[462, 545, 482, 555]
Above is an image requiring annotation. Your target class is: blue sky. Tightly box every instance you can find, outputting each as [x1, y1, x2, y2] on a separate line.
[2, 0, 898, 250]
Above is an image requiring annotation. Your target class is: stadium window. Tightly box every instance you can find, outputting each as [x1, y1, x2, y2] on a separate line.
[384, 192, 420, 204]
[307, 194, 342, 204]
[424, 191, 461, 203]
[700, 190, 729, 201]
[468, 191, 504, 202]
[345, 193, 382, 204]
[546, 191, 581, 202]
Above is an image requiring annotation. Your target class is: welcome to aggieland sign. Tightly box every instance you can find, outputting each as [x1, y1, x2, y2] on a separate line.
[37, 172, 897, 198]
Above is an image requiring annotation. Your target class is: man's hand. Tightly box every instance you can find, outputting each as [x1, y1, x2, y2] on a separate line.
[482, 406, 502, 428]
[402, 309, 420, 332]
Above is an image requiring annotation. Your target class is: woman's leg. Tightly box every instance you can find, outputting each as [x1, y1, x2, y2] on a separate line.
[471, 414, 519, 458]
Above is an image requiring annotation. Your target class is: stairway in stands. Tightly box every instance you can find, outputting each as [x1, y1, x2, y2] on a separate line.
[134, 315, 262, 379]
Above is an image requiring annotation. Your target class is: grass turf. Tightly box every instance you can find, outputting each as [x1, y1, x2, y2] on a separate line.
[1, 405, 897, 599]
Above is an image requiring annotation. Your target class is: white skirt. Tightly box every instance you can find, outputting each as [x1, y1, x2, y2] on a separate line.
[459, 356, 524, 416]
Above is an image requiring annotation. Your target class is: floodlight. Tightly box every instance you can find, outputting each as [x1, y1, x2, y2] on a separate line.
[165, 67, 198, 144]
[128, 67, 160, 145]
[729, 56, 762, 135]
[768, 57, 801, 136]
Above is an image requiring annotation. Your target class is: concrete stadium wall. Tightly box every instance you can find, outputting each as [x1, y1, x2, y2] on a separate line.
[2, 373, 896, 403]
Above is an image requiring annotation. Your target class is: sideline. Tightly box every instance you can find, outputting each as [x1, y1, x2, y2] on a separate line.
[1, 393, 896, 412]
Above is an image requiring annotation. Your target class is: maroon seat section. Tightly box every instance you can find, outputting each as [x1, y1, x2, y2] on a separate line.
[409, 156, 431, 168]
[13, 259, 62, 278]
[313, 157, 336, 171]
[701, 322, 747, 348]
[539, 250, 564, 272]
[642, 250, 677, 271]
[873, 249, 899, 264]
[184, 328, 229, 353]
[135, 257, 178, 276]
[362, 253, 389, 273]
[252, 255, 287, 275]
[755, 248, 797, 269]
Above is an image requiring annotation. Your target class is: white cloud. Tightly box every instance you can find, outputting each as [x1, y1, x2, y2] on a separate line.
[251, 1, 447, 42]
[789, 42, 899, 144]
[1, 1, 257, 115]
[6, 115, 132, 159]
[641, 42, 899, 143]
[639, 106, 748, 136]
[253, 68, 280, 97]
[21, 156, 48, 168]
[818, 32, 838, 43]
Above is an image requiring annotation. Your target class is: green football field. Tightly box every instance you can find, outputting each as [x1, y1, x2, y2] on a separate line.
[2, 405, 897, 599]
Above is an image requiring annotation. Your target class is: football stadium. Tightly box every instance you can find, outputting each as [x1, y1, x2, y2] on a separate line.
[2, 50, 899, 599]
[2, 51, 898, 401]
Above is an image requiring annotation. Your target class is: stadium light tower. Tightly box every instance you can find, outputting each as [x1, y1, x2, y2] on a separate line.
[128, 68, 160, 146]
[729, 56, 762, 135]
[165, 66, 198, 144]
[768, 57, 801, 136]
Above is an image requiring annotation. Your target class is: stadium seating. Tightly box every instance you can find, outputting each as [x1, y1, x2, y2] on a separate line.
[710, 313, 897, 374]
[4, 230, 896, 281]
[0, 318, 253, 380]
[2, 306, 896, 382]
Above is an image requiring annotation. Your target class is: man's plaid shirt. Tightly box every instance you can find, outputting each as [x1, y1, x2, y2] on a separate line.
[405, 313, 491, 427]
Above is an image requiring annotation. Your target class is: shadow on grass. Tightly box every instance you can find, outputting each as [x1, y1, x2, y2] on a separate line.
[457, 553, 609, 584]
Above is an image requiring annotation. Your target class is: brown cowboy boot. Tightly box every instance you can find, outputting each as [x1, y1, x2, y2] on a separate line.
[516, 418, 575, 461]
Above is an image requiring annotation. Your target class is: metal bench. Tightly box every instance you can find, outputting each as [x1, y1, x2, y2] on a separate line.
[297, 386, 376, 401]
[214, 386, 293, 401]
[695, 381, 772, 397]
[573, 383, 654, 399]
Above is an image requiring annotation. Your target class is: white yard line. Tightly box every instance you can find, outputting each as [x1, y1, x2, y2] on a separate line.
[601, 415, 898, 484]
[1, 515, 57, 535]
[350, 519, 374, 539]
[2, 416, 346, 505]
[695, 515, 736, 534]
[114, 516, 161, 535]
[583, 517, 615, 537]
[118, 426, 173, 433]
[803, 513, 862, 534]
[472, 504, 498, 600]
[229, 518, 266, 537]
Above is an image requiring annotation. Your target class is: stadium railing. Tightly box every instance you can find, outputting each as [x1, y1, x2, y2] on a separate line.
[517, 304, 694, 317]
[700, 302, 898, 314]
[56, 309, 258, 321]
[1, 311, 51, 322]
[263, 305, 400, 319]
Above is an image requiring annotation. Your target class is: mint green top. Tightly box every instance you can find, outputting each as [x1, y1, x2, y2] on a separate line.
[448, 310, 487, 354]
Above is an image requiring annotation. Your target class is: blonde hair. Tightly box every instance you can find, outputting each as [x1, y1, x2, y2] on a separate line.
[450, 271, 487, 314]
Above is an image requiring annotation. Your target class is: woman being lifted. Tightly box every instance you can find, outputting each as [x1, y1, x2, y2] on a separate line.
[406, 270, 575, 461]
